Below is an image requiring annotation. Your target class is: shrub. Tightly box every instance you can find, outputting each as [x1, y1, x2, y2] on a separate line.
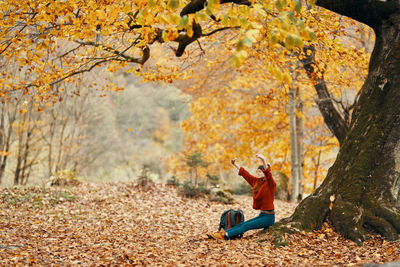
[209, 188, 235, 204]
[137, 166, 153, 187]
[206, 173, 220, 188]
[197, 182, 211, 195]
[47, 170, 80, 187]
[178, 181, 204, 198]
[167, 176, 180, 186]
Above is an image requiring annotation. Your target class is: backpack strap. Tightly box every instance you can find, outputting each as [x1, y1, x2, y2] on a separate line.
[235, 212, 242, 225]
[219, 209, 231, 230]
[227, 211, 232, 229]
[230, 211, 237, 228]
[219, 210, 227, 230]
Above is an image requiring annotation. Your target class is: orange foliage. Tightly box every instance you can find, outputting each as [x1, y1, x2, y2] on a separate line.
[1, 1, 373, 192]
[162, 7, 371, 194]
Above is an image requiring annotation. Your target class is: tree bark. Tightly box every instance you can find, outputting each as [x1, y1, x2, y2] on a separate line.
[289, 86, 299, 202]
[14, 110, 27, 185]
[312, 148, 322, 191]
[299, 45, 349, 146]
[272, 4, 400, 243]
[0, 102, 17, 184]
[296, 88, 304, 200]
[47, 112, 57, 177]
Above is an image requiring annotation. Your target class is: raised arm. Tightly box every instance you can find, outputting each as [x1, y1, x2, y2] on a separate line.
[231, 158, 240, 170]
[256, 154, 275, 188]
[231, 158, 257, 186]
[255, 154, 269, 169]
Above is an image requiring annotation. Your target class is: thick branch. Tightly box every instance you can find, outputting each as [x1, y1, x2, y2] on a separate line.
[202, 26, 240, 36]
[174, 22, 203, 57]
[180, 0, 206, 16]
[299, 45, 349, 145]
[180, 0, 251, 16]
[314, 0, 400, 29]
[156, 22, 238, 57]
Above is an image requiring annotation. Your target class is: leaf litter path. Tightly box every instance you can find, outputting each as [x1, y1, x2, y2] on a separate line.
[1, 182, 399, 266]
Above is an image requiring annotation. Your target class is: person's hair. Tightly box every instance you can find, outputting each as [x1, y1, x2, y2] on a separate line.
[257, 165, 264, 170]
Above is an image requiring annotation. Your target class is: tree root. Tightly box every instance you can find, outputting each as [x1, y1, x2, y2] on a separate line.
[364, 210, 398, 241]
[330, 200, 365, 244]
[264, 199, 400, 247]
[376, 206, 400, 233]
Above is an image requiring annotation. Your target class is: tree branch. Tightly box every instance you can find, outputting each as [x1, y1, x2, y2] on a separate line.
[202, 26, 240, 37]
[180, 0, 207, 17]
[74, 41, 150, 64]
[24, 45, 150, 90]
[180, 0, 251, 16]
[170, 24, 239, 57]
[58, 44, 83, 59]
[299, 45, 349, 145]
[173, 22, 203, 57]
[314, 0, 400, 29]
[49, 59, 109, 87]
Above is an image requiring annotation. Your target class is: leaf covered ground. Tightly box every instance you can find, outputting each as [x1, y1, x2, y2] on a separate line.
[1, 182, 399, 266]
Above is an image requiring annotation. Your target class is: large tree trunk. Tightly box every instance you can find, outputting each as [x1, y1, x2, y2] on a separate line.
[179, 0, 400, 242]
[273, 4, 400, 243]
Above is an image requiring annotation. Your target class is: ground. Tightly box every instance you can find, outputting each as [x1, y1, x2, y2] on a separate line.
[1, 182, 399, 266]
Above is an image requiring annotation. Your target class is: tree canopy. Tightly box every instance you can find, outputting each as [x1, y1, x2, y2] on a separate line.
[0, 0, 328, 104]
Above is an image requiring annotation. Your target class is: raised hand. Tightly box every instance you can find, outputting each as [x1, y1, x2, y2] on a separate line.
[231, 158, 239, 170]
[255, 154, 266, 161]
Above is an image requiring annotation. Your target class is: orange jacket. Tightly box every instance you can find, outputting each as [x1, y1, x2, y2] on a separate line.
[238, 166, 276, 211]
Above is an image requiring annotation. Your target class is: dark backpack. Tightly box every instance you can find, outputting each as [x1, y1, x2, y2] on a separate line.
[218, 209, 245, 238]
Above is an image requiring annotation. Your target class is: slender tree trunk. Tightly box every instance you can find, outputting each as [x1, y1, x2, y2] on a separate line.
[55, 115, 68, 173]
[61, 113, 79, 170]
[20, 131, 31, 184]
[296, 88, 304, 200]
[0, 103, 6, 184]
[14, 115, 24, 185]
[14, 107, 33, 185]
[289, 86, 299, 202]
[313, 149, 322, 191]
[0, 102, 15, 184]
[195, 167, 198, 186]
[47, 114, 56, 177]
[20, 102, 37, 185]
[218, 166, 225, 183]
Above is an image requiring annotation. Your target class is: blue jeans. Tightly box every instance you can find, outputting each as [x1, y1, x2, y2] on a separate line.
[226, 212, 275, 238]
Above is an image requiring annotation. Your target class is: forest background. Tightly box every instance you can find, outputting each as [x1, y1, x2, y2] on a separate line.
[0, 0, 374, 202]
[0, 1, 374, 204]
[3, 0, 400, 265]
